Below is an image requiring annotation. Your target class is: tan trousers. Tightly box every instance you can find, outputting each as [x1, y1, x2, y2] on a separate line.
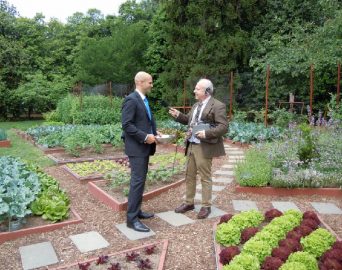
[185, 143, 213, 207]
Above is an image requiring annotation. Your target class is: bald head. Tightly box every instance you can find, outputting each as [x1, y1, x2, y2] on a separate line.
[135, 71, 153, 94]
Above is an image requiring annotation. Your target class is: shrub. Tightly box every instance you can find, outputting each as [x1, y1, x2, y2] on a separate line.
[332, 240, 342, 251]
[262, 256, 284, 270]
[294, 225, 314, 237]
[287, 251, 318, 270]
[235, 148, 272, 187]
[219, 246, 240, 265]
[323, 258, 342, 270]
[321, 249, 342, 263]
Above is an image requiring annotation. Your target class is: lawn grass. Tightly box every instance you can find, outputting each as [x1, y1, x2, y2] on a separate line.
[0, 120, 54, 168]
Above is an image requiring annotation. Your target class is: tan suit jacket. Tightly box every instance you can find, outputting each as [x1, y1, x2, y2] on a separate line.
[176, 97, 228, 158]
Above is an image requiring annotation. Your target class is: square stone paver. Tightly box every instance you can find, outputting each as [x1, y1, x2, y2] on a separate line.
[196, 185, 226, 192]
[214, 170, 234, 176]
[116, 223, 156, 240]
[212, 177, 233, 184]
[194, 205, 227, 219]
[310, 202, 342, 215]
[69, 231, 109, 253]
[221, 164, 236, 169]
[20, 241, 58, 270]
[156, 211, 195, 227]
[232, 200, 258, 211]
[184, 193, 218, 202]
[272, 201, 300, 212]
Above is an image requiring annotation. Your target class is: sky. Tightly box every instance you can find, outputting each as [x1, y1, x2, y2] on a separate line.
[7, 0, 129, 22]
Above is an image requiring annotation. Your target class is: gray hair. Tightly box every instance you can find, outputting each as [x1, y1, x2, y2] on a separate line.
[198, 78, 214, 95]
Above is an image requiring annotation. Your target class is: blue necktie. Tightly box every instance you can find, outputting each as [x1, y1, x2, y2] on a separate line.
[144, 98, 152, 120]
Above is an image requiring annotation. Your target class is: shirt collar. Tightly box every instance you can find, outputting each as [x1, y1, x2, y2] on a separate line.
[135, 89, 146, 100]
[200, 95, 211, 106]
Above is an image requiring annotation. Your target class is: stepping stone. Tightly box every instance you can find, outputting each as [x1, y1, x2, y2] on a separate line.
[272, 201, 300, 212]
[116, 223, 156, 240]
[221, 164, 236, 169]
[310, 202, 342, 215]
[228, 151, 245, 155]
[196, 184, 226, 192]
[214, 170, 234, 176]
[232, 200, 258, 212]
[156, 211, 195, 227]
[69, 231, 109, 253]
[194, 205, 227, 219]
[212, 177, 233, 184]
[20, 241, 58, 270]
[183, 193, 218, 201]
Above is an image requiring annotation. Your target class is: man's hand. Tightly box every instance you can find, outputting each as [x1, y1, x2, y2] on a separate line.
[145, 134, 156, 144]
[169, 107, 180, 118]
[195, 130, 206, 139]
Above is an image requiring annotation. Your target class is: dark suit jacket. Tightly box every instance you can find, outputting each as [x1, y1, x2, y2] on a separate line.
[176, 96, 228, 158]
[121, 91, 157, 157]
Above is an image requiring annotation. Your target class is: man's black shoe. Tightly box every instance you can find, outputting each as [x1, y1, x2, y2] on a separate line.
[127, 220, 150, 232]
[138, 212, 154, 219]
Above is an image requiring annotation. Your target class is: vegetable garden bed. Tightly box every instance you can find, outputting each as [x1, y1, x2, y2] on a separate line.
[0, 208, 82, 244]
[235, 185, 342, 198]
[88, 178, 185, 211]
[0, 139, 11, 147]
[50, 239, 168, 270]
[213, 209, 341, 270]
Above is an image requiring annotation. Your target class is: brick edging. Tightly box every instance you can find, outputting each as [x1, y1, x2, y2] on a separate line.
[0, 208, 83, 244]
[88, 179, 186, 211]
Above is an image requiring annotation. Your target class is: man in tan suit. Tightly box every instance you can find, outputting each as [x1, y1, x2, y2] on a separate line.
[169, 78, 228, 219]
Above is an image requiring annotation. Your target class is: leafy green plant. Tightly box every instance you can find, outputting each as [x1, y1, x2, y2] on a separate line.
[0, 156, 41, 223]
[29, 168, 70, 222]
[216, 210, 264, 246]
[235, 149, 272, 187]
[300, 228, 336, 258]
[241, 240, 272, 263]
[279, 262, 307, 270]
[286, 251, 319, 270]
[67, 160, 125, 177]
[228, 254, 260, 270]
[227, 121, 282, 143]
[0, 128, 7, 141]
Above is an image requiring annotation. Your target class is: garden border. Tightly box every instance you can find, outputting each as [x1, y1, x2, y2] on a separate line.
[0, 140, 11, 147]
[62, 165, 106, 183]
[0, 208, 83, 244]
[88, 179, 185, 211]
[212, 215, 341, 270]
[235, 185, 342, 197]
[49, 239, 169, 270]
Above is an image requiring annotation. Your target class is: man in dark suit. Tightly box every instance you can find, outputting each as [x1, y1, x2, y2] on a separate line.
[169, 78, 228, 219]
[121, 71, 157, 232]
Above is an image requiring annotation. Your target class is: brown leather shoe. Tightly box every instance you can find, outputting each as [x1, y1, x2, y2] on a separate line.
[175, 203, 195, 213]
[197, 207, 211, 219]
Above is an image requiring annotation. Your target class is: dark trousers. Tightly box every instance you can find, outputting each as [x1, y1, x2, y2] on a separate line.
[127, 156, 149, 223]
